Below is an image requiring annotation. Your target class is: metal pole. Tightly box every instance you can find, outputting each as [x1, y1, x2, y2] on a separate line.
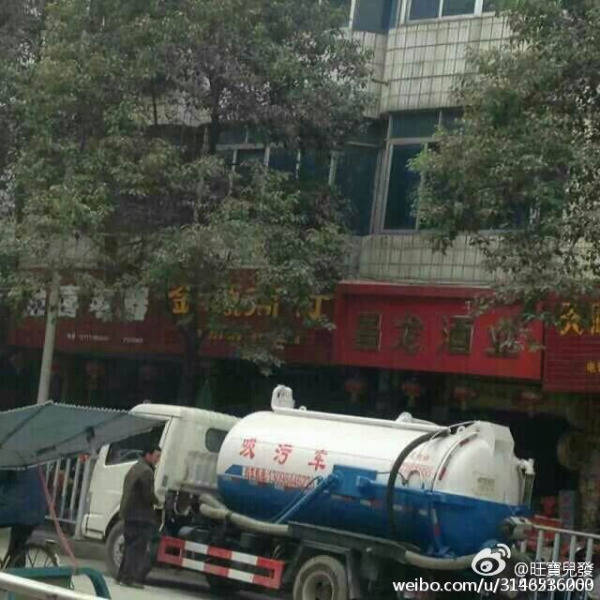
[36, 271, 60, 405]
[69, 457, 83, 521]
[73, 453, 96, 540]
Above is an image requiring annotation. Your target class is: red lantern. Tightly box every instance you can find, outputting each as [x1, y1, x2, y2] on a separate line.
[453, 386, 476, 411]
[344, 377, 366, 396]
[401, 381, 422, 408]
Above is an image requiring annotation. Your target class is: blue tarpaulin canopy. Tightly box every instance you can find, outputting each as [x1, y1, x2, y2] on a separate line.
[0, 402, 160, 469]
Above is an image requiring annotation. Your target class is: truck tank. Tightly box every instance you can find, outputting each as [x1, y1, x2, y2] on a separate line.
[216, 386, 534, 557]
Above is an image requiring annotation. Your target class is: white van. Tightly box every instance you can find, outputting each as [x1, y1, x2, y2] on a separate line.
[81, 403, 238, 576]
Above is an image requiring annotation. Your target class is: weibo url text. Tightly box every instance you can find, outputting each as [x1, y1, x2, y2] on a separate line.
[392, 577, 594, 595]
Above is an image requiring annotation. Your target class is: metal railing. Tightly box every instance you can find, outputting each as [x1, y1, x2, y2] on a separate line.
[0, 571, 108, 599]
[519, 523, 600, 600]
[42, 455, 95, 539]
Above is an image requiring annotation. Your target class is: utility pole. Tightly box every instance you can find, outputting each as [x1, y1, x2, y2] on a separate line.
[36, 271, 60, 405]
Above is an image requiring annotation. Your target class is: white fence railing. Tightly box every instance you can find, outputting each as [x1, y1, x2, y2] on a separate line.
[519, 523, 600, 600]
[42, 455, 95, 539]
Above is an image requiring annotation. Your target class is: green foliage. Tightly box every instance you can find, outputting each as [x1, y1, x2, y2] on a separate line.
[0, 0, 370, 392]
[414, 0, 600, 314]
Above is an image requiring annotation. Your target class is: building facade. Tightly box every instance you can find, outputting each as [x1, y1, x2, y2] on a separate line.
[2, 0, 597, 530]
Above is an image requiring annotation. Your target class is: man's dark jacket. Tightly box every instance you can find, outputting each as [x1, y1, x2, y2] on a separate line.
[119, 458, 159, 524]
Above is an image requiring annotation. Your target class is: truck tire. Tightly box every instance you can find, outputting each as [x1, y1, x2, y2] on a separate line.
[293, 555, 348, 600]
[105, 520, 125, 579]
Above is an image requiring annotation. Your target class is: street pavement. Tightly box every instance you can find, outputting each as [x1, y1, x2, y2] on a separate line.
[0, 529, 285, 600]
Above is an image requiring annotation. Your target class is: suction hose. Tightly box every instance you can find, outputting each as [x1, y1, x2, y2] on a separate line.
[403, 550, 476, 571]
[386, 430, 447, 540]
[386, 428, 485, 571]
[198, 494, 291, 537]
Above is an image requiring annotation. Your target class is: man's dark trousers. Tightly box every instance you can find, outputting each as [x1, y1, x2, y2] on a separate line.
[118, 520, 156, 584]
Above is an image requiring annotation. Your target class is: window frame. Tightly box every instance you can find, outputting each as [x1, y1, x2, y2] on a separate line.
[104, 420, 168, 467]
[402, 0, 494, 24]
[205, 428, 229, 453]
[334, 141, 383, 235]
[376, 111, 445, 233]
[351, 0, 399, 33]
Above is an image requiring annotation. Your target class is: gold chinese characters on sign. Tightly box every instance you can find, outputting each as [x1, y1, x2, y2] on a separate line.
[441, 316, 474, 355]
[168, 286, 190, 315]
[167, 287, 331, 321]
[393, 313, 424, 355]
[586, 361, 600, 375]
[354, 312, 381, 351]
[559, 303, 600, 336]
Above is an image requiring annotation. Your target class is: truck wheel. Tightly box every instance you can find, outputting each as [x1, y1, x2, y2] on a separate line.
[293, 555, 348, 600]
[105, 520, 125, 579]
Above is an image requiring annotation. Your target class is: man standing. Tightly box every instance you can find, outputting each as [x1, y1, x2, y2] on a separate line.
[117, 445, 161, 588]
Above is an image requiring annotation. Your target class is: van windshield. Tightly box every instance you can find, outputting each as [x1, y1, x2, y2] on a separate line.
[106, 422, 166, 465]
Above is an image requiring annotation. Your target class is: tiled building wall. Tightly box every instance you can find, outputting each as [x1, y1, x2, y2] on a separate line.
[350, 30, 388, 117]
[351, 13, 510, 285]
[356, 233, 495, 284]
[381, 15, 510, 112]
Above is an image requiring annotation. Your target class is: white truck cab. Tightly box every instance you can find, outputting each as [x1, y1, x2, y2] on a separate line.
[81, 403, 237, 575]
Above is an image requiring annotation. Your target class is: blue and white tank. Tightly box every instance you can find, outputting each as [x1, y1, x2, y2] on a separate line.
[216, 386, 534, 557]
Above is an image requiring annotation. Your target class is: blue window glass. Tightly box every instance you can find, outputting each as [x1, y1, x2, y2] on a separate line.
[391, 111, 440, 138]
[269, 148, 298, 175]
[409, 0, 439, 20]
[441, 0, 475, 16]
[353, 0, 394, 32]
[384, 144, 422, 229]
[218, 126, 246, 145]
[335, 146, 379, 235]
[299, 151, 331, 183]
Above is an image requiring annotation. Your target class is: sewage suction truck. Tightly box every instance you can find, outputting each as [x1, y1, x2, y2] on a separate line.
[150, 385, 534, 599]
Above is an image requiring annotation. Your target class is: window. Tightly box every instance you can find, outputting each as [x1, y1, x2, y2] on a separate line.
[382, 110, 461, 231]
[327, 0, 352, 27]
[269, 148, 299, 175]
[106, 423, 165, 466]
[384, 144, 422, 229]
[335, 145, 379, 235]
[482, 0, 497, 11]
[299, 150, 331, 183]
[205, 428, 228, 453]
[442, 0, 475, 16]
[408, 0, 476, 20]
[409, 0, 438, 19]
[235, 148, 266, 183]
[391, 110, 440, 138]
[235, 149, 266, 167]
[353, 0, 395, 32]
[218, 126, 246, 145]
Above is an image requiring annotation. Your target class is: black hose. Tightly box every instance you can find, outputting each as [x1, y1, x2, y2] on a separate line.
[386, 430, 449, 540]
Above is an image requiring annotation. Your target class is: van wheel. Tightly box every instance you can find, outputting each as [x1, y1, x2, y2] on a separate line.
[105, 520, 125, 579]
[293, 555, 348, 600]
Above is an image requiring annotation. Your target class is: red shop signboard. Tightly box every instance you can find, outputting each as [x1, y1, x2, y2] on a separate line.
[544, 304, 600, 393]
[8, 286, 334, 365]
[334, 283, 542, 380]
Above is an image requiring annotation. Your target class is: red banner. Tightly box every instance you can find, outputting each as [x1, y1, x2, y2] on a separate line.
[544, 305, 600, 392]
[334, 283, 542, 380]
[7, 289, 334, 365]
